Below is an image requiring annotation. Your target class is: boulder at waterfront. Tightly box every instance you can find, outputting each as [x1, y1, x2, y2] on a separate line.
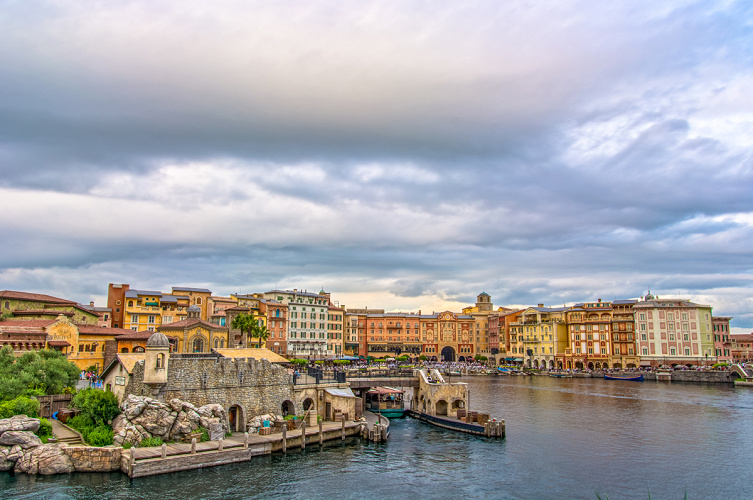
[112, 395, 228, 446]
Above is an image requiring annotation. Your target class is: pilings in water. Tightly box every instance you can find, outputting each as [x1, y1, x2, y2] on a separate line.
[484, 420, 505, 438]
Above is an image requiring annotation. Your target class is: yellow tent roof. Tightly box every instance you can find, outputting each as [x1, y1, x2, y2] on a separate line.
[214, 348, 289, 363]
[115, 353, 145, 374]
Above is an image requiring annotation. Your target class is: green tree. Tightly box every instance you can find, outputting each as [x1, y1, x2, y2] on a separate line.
[0, 346, 80, 401]
[231, 312, 255, 348]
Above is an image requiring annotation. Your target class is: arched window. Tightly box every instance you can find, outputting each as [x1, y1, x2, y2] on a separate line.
[275, 309, 281, 318]
[121, 347, 129, 353]
[156, 353, 165, 369]
[128, 300, 133, 307]
[3, 301, 8, 309]
[193, 337, 205, 353]
[196, 297, 202, 305]
[220, 339, 224, 348]
[214, 338, 219, 348]
[133, 346, 145, 353]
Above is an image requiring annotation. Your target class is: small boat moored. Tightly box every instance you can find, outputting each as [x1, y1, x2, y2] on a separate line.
[365, 386, 406, 418]
[604, 374, 644, 382]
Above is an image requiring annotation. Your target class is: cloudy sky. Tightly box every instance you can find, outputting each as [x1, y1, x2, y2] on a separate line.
[1, 1, 752, 331]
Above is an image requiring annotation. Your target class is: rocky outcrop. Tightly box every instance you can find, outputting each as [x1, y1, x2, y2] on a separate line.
[0, 415, 40, 434]
[0, 416, 122, 475]
[14, 444, 75, 475]
[0, 416, 74, 474]
[112, 395, 228, 446]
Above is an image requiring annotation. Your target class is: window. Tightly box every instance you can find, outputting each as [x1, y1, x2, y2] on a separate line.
[642, 347, 648, 355]
[192, 337, 204, 353]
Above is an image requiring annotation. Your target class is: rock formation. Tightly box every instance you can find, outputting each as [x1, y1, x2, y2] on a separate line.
[0, 415, 75, 474]
[112, 395, 229, 446]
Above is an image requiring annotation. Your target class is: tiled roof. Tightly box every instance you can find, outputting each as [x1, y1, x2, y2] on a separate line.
[0, 291, 75, 304]
[159, 318, 227, 330]
[214, 348, 288, 363]
[172, 287, 212, 293]
[0, 319, 56, 329]
[77, 325, 132, 336]
[10, 310, 74, 317]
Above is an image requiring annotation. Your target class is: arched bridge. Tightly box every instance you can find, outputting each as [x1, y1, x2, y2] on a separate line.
[730, 364, 753, 381]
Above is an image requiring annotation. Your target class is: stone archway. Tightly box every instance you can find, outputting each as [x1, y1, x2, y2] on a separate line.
[458, 356, 465, 362]
[281, 400, 295, 417]
[436, 400, 448, 416]
[227, 404, 245, 433]
[302, 398, 315, 412]
[441, 346, 456, 362]
[575, 361, 583, 370]
[588, 362, 595, 370]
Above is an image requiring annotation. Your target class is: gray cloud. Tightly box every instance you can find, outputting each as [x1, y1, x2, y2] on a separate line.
[1, 1, 752, 328]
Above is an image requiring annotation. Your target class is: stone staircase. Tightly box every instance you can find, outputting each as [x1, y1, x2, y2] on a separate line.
[50, 419, 83, 445]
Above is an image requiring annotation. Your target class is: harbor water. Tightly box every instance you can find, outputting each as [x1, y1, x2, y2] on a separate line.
[4, 376, 752, 499]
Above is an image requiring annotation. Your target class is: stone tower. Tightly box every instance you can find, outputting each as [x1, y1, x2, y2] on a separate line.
[143, 331, 170, 397]
[476, 292, 493, 312]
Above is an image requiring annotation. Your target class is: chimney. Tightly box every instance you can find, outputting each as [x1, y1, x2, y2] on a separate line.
[598, 298, 602, 303]
[538, 303, 544, 307]
[90, 301, 94, 307]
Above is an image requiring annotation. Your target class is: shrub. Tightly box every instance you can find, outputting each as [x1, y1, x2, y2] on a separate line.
[314, 360, 324, 365]
[290, 359, 308, 365]
[196, 425, 210, 442]
[71, 388, 120, 426]
[36, 418, 53, 440]
[418, 355, 428, 361]
[0, 395, 40, 419]
[86, 425, 114, 447]
[122, 441, 133, 450]
[138, 436, 164, 448]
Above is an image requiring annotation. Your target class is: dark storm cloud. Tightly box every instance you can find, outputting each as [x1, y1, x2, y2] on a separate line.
[1, 1, 752, 328]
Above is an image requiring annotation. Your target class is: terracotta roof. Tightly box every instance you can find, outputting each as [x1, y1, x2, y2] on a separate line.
[224, 306, 249, 312]
[0, 291, 75, 304]
[77, 325, 133, 336]
[214, 348, 288, 363]
[158, 318, 227, 331]
[47, 340, 71, 347]
[0, 319, 56, 328]
[11, 310, 74, 317]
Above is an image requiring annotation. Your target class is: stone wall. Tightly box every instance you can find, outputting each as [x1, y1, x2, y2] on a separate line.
[64, 446, 122, 472]
[126, 356, 294, 428]
[641, 370, 737, 383]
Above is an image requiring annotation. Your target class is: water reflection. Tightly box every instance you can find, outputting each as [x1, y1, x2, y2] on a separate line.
[3, 377, 753, 499]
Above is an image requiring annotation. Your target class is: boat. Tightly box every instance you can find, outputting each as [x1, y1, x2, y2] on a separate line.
[550, 373, 572, 378]
[604, 374, 644, 382]
[365, 387, 406, 418]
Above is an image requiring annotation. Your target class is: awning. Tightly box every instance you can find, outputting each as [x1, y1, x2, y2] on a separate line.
[341, 355, 359, 361]
[514, 358, 524, 362]
[324, 388, 356, 398]
[47, 340, 71, 347]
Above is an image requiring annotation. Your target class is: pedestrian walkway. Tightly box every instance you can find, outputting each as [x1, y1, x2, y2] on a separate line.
[49, 418, 82, 445]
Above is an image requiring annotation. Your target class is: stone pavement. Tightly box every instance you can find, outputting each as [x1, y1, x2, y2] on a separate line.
[50, 418, 82, 445]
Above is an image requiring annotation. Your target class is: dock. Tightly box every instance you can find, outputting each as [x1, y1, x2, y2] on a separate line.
[407, 410, 505, 438]
[124, 419, 363, 478]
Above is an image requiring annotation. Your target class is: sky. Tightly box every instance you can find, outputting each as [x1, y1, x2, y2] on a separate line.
[1, 1, 752, 332]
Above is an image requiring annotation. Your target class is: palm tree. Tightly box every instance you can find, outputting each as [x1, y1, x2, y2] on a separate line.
[254, 324, 270, 349]
[231, 313, 255, 348]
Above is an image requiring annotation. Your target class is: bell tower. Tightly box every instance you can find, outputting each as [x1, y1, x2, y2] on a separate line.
[143, 331, 170, 397]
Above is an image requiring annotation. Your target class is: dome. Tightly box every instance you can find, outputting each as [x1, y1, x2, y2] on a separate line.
[146, 331, 170, 348]
[187, 304, 201, 312]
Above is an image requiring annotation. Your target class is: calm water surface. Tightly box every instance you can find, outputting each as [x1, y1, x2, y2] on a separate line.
[4, 377, 752, 499]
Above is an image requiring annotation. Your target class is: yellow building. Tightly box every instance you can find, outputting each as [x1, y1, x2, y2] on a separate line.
[462, 292, 495, 356]
[122, 287, 213, 332]
[158, 305, 229, 353]
[510, 306, 569, 369]
[44, 315, 132, 372]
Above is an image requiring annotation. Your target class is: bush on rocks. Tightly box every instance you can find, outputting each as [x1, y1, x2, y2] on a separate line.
[0, 396, 40, 419]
